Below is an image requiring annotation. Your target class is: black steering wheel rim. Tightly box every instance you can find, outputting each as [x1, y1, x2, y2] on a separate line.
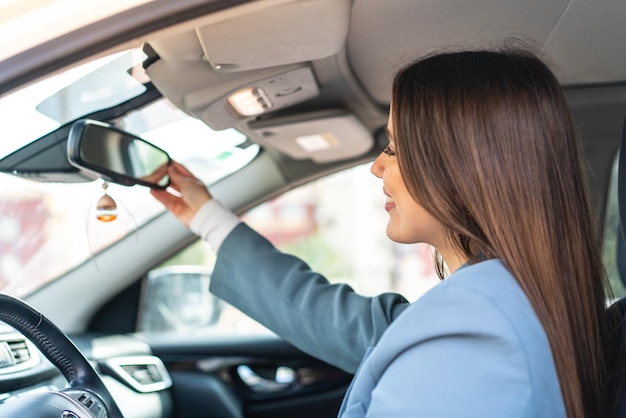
[0, 293, 123, 417]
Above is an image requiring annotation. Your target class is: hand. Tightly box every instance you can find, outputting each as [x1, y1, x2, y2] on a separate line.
[150, 161, 212, 227]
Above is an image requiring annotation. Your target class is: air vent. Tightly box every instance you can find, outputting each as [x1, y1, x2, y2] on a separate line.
[0, 334, 39, 374]
[105, 356, 172, 393]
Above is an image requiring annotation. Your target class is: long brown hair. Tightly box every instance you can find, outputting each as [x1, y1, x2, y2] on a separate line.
[392, 46, 617, 417]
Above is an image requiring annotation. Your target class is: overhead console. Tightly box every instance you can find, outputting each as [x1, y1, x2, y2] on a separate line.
[197, 66, 320, 131]
[146, 0, 351, 126]
[144, 0, 375, 163]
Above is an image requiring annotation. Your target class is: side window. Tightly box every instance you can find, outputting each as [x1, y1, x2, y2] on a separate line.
[603, 155, 626, 299]
[138, 163, 440, 334]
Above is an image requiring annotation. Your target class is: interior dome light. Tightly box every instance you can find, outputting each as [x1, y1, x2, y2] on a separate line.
[227, 87, 272, 116]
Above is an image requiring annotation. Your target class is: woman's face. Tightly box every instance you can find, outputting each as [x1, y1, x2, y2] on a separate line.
[370, 110, 445, 247]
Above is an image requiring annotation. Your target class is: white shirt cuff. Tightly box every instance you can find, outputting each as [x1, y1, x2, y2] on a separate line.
[190, 199, 241, 252]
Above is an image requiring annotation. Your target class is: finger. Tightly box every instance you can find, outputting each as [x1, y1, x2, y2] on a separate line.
[150, 189, 180, 211]
[151, 163, 170, 178]
[165, 167, 185, 193]
[141, 163, 169, 182]
[167, 164, 190, 184]
[171, 161, 198, 178]
[169, 166, 207, 197]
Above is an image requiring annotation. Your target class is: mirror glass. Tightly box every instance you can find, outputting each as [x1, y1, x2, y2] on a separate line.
[68, 120, 170, 188]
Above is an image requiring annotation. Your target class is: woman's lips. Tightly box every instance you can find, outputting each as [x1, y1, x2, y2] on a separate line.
[383, 190, 395, 211]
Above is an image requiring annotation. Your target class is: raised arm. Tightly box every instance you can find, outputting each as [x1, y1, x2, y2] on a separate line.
[151, 162, 410, 373]
[211, 222, 409, 373]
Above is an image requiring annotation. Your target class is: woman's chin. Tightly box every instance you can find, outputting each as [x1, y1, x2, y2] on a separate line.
[385, 225, 413, 244]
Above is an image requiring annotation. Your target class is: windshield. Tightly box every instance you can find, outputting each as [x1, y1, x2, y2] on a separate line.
[0, 47, 259, 296]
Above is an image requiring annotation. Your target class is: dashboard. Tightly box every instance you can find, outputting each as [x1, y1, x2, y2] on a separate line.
[0, 329, 173, 418]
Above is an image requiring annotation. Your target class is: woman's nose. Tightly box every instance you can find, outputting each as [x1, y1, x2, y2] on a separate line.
[371, 153, 384, 178]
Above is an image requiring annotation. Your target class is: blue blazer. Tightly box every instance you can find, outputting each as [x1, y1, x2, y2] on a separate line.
[338, 259, 565, 417]
[210, 224, 565, 416]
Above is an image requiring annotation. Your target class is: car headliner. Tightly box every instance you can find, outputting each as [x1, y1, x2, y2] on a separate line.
[2, 0, 626, 99]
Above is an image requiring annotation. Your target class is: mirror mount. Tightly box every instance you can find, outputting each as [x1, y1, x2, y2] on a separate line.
[67, 119, 171, 189]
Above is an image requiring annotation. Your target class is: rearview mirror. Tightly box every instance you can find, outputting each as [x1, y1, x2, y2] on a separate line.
[67, 119, 171, 189]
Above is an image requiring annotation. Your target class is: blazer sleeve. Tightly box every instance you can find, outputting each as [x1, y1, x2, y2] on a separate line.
[210, 223, 410, 373]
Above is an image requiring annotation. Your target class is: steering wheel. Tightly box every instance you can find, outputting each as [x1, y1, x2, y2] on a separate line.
[0, 293, 123, 418]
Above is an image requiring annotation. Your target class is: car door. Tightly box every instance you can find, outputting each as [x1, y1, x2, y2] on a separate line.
[87, 258, 352, 418]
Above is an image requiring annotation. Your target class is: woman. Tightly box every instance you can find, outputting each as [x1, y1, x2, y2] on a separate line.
[152, 47, 620, 417]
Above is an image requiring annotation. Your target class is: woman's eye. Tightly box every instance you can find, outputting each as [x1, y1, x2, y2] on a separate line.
[383, 145, 396, 156]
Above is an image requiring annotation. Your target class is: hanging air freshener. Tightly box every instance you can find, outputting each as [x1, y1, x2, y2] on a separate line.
[95, 182, 118, 222]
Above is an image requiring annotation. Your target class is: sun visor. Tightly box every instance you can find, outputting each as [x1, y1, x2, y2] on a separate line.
[0, 125, 96, 183]
[196, 0, 351, 73]
[248, 110, 374, 163]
